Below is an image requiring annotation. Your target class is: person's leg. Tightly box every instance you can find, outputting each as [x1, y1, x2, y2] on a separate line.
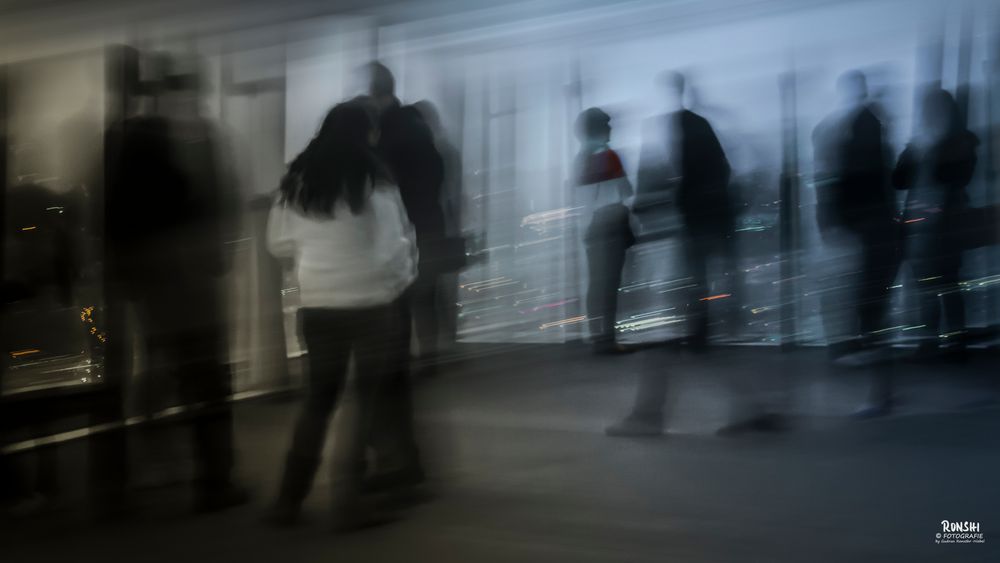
[366, 296, 424, 490]
[410, 274, 440, 363]
[911, 255, 943, 348]
[87, 294, 130, 518]
[720, 232, 744, 339]
[857, 225, 896, 341]
[939, 253, 967, 356]
[585, 235, 612, 348]
[173, 325, 240, 510]
[329, 305, 397, 528]
[683, 233, 710, 348]
[600, 229, 631, 349]
[589, 207, 634, 352]
[272, 308, 352, 520]
[606, 349, 670, 437]
[437, 272, 460, 350]
[820, 230, 862, 356]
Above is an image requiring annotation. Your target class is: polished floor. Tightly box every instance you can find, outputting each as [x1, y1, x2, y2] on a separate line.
[3, 345, 999, 562]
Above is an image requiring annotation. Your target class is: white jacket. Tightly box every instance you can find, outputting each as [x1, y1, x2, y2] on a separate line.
[267, 182, 418, 308]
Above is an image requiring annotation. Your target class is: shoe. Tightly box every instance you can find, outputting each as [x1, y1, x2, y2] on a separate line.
[941, 342, 969, 364]
[833, 347, 892, 369]
[372, 485, 436, 511]
[194, 483, 250, 514]
[363, 467, 426, 495]
[330, 500, 395, 533]
[686, 336, 710, 354]
[591, 341, 631, 355]
[909, 341, 940, 362]
[852, 402, 893, 419]
[263, 499, 300, 528]
[716, 413, 789, 436]
[604, 417, 663, 437]
[91, 491, 136, 522]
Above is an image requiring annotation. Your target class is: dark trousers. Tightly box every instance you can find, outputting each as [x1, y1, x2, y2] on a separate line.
[820, 222, 898, 346]
[89, 283, 234, 508]
[857, 228, 898, 337]
[910, 249, 965, 343]
[369, 291, 423, 476]
[584, 208, 633, 346]
[410, 274, 441, 359]
[277, 304, 398, 506]
[682, 230, 742, 345]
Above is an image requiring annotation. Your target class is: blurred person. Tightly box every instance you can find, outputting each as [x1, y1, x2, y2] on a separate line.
[367, 62, 448, 366]
[570, 107, 634, 353]
[357, 62, 445, 496]
[266, 101, 417, 530]
[893, 87, 979, 361]
[606, 72, 781, 438]
[811, 70, 897, 361]
[633, 70, 740, 350]
[97, 51, 246, 515]
[413, 99, 465, 352]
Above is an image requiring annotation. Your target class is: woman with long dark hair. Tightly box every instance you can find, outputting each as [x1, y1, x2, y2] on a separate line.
[893, 88, 979, 359]
[266, 100, 417, 529]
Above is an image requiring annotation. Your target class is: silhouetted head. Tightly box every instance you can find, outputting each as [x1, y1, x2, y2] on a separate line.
[281, 100, 383, 217]
[575, 107, 611, 147]
[920, 87, 961, 140]
[365, 61, 397, 111]
[154, 51, 206, 117]
[658, 71, 686, 112]
[836, 70, 868, 107]
[413, 100, 442, 135]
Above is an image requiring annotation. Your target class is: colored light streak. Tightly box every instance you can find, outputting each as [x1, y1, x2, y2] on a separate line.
[10, 349, 41, 358]
[539, 316, 586, 330]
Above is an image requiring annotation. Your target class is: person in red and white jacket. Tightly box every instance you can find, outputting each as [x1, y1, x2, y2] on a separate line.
[571, 108, 635, 353]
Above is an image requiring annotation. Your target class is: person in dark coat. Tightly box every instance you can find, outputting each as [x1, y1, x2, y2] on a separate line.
[811, 70, 897, 359]
[633, 71, 739, 349]
[360, 62, 443, 495]
[605, 72, 783, 438]
[95, 52, 246, 515]
[893, 87, 978, 359]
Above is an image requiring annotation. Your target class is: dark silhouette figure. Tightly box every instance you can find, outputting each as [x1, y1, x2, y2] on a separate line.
[811, 70, 897, 358]
[893, 87, 978, 359]
[605, 73, 780, 438]
[359, 62, 443, 494]
[634, 71, 739, 349]
[95, 52, 245, 515]
[571, 107, 634, 353]
[266, 100, 417, 530]
[413, 99, 465, 352]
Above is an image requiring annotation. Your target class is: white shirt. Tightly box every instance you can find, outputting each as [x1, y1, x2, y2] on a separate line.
[267, 182, 418, 308]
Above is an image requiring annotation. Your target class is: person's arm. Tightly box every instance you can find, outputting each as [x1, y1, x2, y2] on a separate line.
[891, 144, 917, 191]
[266, 199, 297, 263]
[633, 122, 673, 211]
[607, 150, 633, 201]
[701, 118, 732, 190]
[384, 108, 447, 241]
[935, 133, 979, 189]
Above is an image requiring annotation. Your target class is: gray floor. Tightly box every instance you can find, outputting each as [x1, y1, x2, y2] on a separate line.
[3, 345, 999, 562]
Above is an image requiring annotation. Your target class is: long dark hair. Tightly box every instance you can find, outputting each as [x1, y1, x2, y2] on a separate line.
[280, 101, 380, 216]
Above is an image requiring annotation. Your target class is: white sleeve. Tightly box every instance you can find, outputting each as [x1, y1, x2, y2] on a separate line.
[266, 199, 297, 259]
